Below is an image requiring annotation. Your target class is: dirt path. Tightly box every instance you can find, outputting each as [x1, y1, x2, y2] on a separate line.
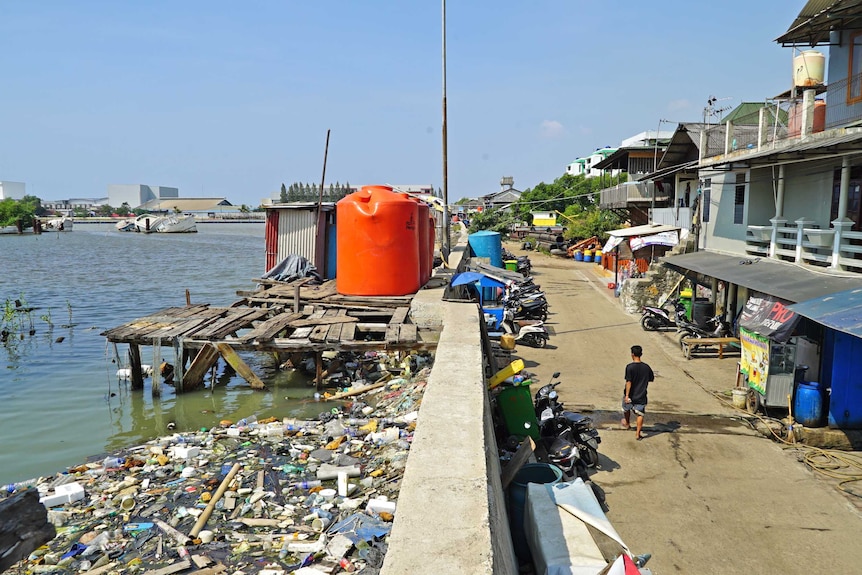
[504, 241, 862, 574]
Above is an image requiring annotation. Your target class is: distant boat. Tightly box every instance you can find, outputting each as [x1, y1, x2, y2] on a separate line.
[134, 213, 197, 233]
[44, 217, 73, 231]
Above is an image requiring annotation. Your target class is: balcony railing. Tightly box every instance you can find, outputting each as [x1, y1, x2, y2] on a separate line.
[745, 219, 862, 273]
[599, 181, 669, 209]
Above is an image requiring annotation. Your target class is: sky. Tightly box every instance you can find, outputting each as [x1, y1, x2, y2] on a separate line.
[0, 0, 810, 206]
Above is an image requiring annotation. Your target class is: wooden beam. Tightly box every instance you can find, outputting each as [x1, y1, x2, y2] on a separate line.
[183, 343, 220, 392]
[215, 343, 266, 390]
[129, 344, 144, 390]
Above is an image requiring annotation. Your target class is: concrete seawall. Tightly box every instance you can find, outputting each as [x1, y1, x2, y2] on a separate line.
[382, 241, 518, 574]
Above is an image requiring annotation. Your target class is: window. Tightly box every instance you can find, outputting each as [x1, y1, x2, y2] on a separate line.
[849, 31, 862, 104]
[734, 172, 746, 225]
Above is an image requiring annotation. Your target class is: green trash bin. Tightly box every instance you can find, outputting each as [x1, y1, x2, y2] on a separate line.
[680, 289, 693, 320]
[504, 260, 518, 272]
[497, 384, 539, 440]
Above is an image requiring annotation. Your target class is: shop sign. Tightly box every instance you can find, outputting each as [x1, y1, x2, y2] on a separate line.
[740, 327, 769, 394]
[739, 295, 800, 342]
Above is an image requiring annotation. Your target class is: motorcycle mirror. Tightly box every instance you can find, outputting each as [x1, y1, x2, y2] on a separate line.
[552, 371, 560, 378]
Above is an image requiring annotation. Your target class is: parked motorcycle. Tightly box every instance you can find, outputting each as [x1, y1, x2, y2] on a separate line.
[500, 309, 550, 348]
[534, 373, 601, 468]
[502, 290, 548, 321]
[640, 298, 685, 331]
[676, 313, 733, 351]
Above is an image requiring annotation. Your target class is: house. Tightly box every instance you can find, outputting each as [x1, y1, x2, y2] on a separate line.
[480, 177, 522, 211]
[594, 131, 674, 226]
[659, 0, 862, 429]
[566, 147, 619, 178]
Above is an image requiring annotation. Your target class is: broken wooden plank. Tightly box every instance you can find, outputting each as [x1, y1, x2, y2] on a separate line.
[388, 306, 410, 325]
[289, 315, 360, 328]
[237, 312, 303, 342]
[341, 323, 356, 341]
[182, 343, 221, 391]
[309, 324, 331, 342]
[398, 323, 418, 343]
[501, 437, 536, 490]
[215, 343, 266, 390]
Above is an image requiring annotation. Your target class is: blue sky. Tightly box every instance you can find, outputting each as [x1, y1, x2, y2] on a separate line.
[0, 1, 808, 206]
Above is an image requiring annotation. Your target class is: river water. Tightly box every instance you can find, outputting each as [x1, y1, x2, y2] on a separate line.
[0, 222, 324, 486]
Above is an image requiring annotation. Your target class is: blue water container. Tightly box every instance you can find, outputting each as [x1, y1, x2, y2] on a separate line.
[794, 381, 828, 428]
[468, 230, 503, 268]
[574, 251, 583, 261]
[508, 463, 562, 561]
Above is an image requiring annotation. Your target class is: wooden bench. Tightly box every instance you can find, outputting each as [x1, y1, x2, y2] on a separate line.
[681, 336, 740, 360]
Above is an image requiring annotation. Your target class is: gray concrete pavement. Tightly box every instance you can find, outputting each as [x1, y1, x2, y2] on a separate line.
[509, 245, 862, 575]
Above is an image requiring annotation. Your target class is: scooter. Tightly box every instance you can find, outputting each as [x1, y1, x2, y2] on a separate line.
[501, 309, 550, 348]
[502, 291, 548, 321]
[640, 298, 685, 331]
[534, 373, 602, 468]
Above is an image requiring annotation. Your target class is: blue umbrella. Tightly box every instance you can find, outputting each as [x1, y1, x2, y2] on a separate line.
[450, 272, 506, 289]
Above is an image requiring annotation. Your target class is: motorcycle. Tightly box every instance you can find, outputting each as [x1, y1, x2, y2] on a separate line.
[502, 291, 548, 321]
[640, 298, 685, 331]
[500, 310, 550, 348]
[676, 313, 733, 352]
[534, 373, 601, 468]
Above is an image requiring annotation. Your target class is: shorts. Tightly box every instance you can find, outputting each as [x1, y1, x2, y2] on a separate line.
[622, 400, 646, 416]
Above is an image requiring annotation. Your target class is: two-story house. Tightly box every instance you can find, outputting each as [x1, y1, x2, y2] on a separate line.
[660, 0, 862, 427]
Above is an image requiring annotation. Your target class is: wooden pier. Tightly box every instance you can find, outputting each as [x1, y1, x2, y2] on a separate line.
[101, 279, 439, 394]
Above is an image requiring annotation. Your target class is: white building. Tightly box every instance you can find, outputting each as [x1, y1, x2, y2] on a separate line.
[107, 184, 179, 209]
[0, 181, 26, 200]
[566, 148, 619, 178]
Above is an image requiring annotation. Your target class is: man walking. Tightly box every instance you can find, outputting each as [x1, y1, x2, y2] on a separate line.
[622, 345, 654, 440]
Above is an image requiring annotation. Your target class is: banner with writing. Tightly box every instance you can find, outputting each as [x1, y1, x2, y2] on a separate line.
[739, 327, 769, 394]
[739, 295, 800, 342]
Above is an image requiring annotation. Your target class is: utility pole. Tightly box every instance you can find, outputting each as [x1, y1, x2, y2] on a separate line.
[441, 0, 451, 260]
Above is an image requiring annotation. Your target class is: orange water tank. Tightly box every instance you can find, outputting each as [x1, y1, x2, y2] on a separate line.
[415, 199, 430, 286]
[337, 185, 420, 296]
[788, 100, 826, 137]
[428, 214, 436, 278]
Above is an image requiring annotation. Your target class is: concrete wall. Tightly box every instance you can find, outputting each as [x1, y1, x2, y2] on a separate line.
[384, 232, 518, 574]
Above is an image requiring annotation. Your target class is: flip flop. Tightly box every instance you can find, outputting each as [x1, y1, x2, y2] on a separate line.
[636, 434, 645, 441]
[620, 419, 630, 430]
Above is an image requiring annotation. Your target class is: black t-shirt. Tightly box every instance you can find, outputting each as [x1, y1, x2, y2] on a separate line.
[624, 361, 654, 404]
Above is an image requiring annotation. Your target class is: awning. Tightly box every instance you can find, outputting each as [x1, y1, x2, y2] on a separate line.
[788, 287, 862, 338]
[661, 251, 862, 303]
[606, 224, 680, 238]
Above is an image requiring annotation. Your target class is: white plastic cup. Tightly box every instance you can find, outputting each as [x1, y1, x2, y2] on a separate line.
[319, 488, 337, 502]
[198, 530, 214, 544]
[120, 496, 135, 512]
[311, 516, 330, 531]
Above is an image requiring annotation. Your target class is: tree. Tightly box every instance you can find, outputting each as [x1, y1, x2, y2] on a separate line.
[98, 204, 114, 216]
[0, 197, 38, 228]
[280, 183, 288, 203]
[466, 208, 517, 234]
[117, 202, 132, 216]
[239, 204, 250, 214]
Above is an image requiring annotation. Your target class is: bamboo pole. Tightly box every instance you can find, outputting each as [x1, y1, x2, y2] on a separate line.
[189, 462, 241, 538]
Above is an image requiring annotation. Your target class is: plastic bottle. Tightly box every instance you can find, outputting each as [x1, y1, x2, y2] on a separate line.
[293, 480, 322, 489]
[4, 478, 40, 493]
[102, 456, 125, 469]
[339, 557, 356, 572]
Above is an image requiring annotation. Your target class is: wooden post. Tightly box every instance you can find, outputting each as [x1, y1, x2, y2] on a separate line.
[152, 338, 162, 397]
[315, 350, 323, 389]
[215, 343, 266, 390]
[129, 344, 144, 390]
[294, 283, 301, 313]
[185, 289, 191, 306]
[174, 339, 184, 394]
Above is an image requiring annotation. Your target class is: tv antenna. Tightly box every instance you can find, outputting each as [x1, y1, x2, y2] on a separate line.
[704, 95, 732, 124]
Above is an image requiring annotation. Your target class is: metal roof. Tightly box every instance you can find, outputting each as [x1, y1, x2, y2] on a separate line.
[592, 146, 663, 171]
[662, 251, 862, 303]
[696, 129, 862, 171]
[776, 0, 862, 46]
[607, 223, 680, 238]
[788, 287, 862, 337]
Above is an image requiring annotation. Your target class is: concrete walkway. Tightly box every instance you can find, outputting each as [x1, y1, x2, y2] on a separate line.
[510, 245, 862, 575]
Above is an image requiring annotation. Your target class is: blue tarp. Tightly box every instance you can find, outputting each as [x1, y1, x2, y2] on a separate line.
[450, 271, 506, 289]
[788, 287, 862, 339]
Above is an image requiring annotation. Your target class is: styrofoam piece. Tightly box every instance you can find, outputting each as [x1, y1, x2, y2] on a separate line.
[40, 482, 85, 508]
[172, 446, 200, 460]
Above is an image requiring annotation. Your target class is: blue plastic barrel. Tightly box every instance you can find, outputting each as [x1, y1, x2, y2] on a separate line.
[508, 463, 563, 561]
[794, 381, 828, 428]
[574, 251, 583, 261]
[468, 230, 503, 268]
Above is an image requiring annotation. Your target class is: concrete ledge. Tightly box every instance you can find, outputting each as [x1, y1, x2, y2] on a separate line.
[381, 303, 517, 575]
